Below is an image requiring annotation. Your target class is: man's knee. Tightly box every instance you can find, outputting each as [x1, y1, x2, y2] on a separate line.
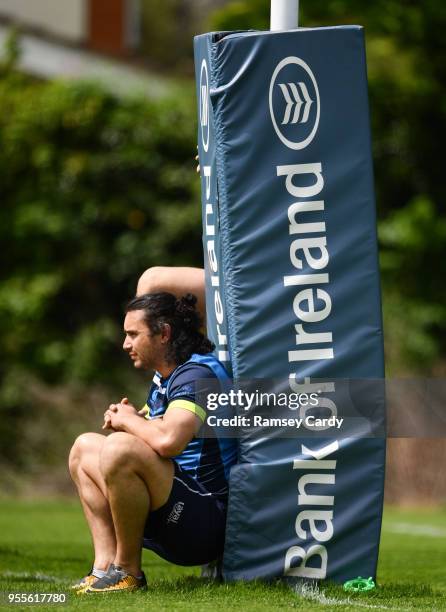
[68, 432, 104, 477]
[99, 432, 157, 482]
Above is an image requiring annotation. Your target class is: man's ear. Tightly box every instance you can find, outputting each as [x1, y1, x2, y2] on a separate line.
[161, 322, 172, 344]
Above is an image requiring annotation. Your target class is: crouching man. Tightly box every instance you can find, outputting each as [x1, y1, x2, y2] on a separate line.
[68, 292, 237, 593]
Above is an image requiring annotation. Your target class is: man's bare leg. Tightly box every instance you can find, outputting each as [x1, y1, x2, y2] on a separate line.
[69, 433, 116, 571]
[99, 432, 175, 577]
[137, 266, 205, 321]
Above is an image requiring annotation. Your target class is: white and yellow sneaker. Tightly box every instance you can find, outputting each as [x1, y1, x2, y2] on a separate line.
[84, 564, 147, 593]
[71, 571, 98, 593]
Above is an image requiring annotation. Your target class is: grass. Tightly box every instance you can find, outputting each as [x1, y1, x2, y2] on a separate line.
[0, 500, 445, 610]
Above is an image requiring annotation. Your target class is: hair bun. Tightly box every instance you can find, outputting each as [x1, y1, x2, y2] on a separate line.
[183, 294, 197, 307]
[175, 294, 198, 328]
[176, 294, 196, 310]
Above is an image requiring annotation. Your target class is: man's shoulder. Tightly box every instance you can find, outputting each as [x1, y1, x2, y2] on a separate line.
[169, 359, 217, 387]
[166, 354, 225, 402]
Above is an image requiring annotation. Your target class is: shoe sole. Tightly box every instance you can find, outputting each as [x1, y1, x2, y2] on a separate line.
[84, 585, 147, 594]
[71, 577, 99, 594]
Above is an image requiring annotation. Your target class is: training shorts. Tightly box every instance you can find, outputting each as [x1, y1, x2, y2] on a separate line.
[142, 462, 227, 566]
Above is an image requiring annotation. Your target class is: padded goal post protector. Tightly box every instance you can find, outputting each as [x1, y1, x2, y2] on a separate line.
[194, 27, 385, 583]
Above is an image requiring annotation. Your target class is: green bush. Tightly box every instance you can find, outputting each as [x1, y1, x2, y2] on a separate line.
[0, 72, 200, 388]
[0, 64, 202, 474]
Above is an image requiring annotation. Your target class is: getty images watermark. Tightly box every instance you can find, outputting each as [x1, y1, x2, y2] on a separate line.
[205, 388, 344, 431]
[196, 378, 446, 439]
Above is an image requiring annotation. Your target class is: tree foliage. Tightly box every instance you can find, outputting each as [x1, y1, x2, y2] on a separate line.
[0, 62, 202, 467]
[211, 1, 446, 373]
[0, 71, 202, 385]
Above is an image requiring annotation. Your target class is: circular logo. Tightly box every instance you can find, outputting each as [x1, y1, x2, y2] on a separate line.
[269, 56, 320, 150]
[199, 59, 210, 152]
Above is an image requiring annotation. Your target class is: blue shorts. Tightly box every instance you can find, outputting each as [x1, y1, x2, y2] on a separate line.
[142, 462, 227, 566]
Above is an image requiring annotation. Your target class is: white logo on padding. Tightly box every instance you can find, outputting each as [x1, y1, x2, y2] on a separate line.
[167, 501, 185, 524]
[269, 57, 320, 150]
[199, 60, 209, 152]
[278, 82, 313, 124]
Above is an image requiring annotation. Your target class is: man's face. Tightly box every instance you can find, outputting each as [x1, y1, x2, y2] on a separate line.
[122, 310, 164, 371]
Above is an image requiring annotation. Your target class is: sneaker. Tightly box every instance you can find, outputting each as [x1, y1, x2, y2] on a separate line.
[85, 564, 147, 593]
[70, 571, 98, 592]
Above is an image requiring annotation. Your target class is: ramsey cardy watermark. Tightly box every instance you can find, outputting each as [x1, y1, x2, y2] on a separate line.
[195, 378, 446, 439]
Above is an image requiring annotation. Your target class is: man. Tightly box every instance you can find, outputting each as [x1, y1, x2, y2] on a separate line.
[68, 292, 237, 593]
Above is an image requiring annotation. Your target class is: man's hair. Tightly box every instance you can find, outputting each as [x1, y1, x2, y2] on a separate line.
[125, 292, 215, 365]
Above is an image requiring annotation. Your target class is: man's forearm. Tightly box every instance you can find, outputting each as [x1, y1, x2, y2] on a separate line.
[120, 414, 172, 456]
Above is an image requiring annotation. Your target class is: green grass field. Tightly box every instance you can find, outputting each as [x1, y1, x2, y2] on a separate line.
[0, 500, 445, 610]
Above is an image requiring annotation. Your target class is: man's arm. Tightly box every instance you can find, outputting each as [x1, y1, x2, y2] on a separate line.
[136, 266, 206, 321]
[104, 401, 202, 458]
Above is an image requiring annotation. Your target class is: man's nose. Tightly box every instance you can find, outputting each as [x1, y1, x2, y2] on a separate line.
[123, 336, 131, 350]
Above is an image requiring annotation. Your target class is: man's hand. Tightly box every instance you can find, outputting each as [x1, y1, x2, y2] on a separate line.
[138, 405, 149, 417]
[103, 397, 139, 431]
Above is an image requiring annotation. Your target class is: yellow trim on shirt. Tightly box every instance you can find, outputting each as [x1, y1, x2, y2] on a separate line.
[167, 399, 206, 423]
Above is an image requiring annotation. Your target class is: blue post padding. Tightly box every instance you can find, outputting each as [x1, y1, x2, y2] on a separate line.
[195, 26, 385, 583]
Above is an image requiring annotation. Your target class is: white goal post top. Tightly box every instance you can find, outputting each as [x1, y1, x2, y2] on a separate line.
[270, 0, 299, 30]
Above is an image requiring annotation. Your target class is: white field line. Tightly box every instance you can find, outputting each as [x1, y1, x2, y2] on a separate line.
[294, 583, 400, 611]
[0, 571, 65, 583]
[384, 522, 446, 538]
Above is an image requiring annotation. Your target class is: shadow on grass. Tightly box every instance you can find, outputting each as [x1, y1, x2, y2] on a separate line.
[321, 580, 445, 606]
[147, 576, 303, 595]
[0, 546, 21, 556]
[374, 583, 435, 597]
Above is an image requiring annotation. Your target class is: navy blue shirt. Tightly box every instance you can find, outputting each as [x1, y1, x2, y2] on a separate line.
[146, 353, 238, 500]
